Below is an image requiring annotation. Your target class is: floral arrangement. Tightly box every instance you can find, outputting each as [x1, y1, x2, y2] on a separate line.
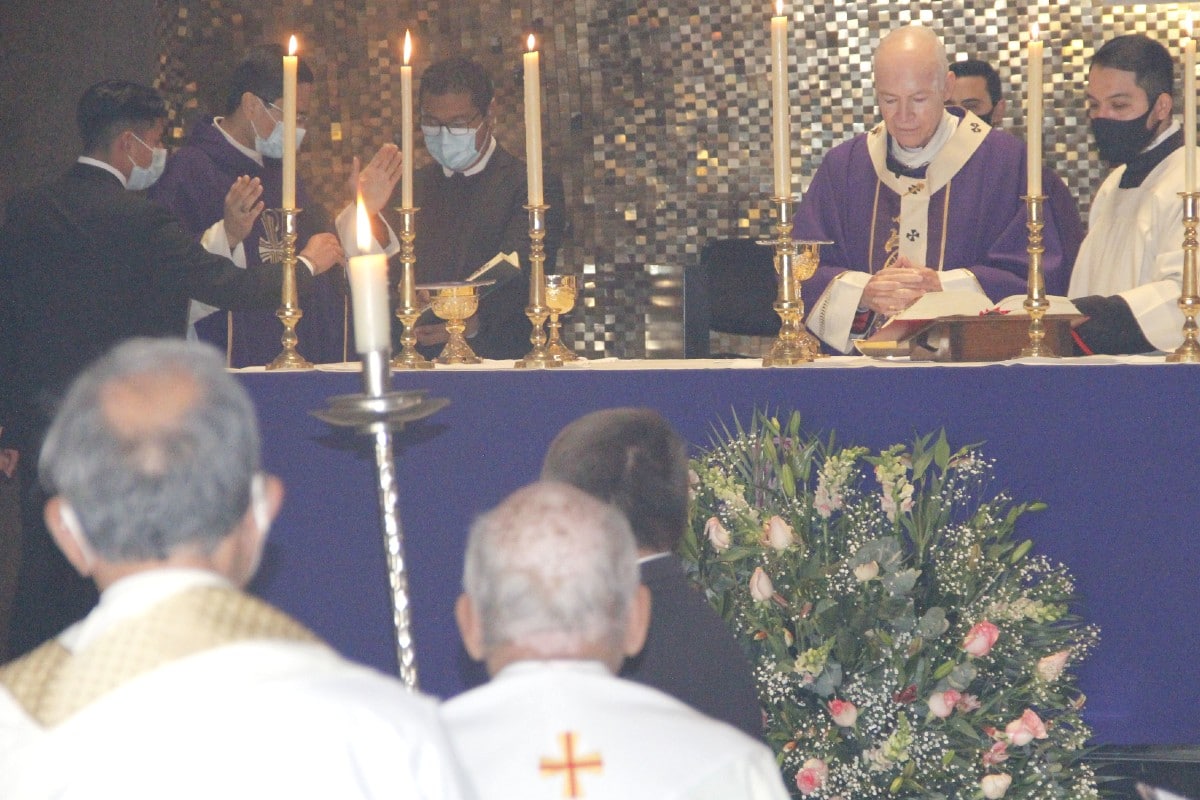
[680, 411, 1100, 800]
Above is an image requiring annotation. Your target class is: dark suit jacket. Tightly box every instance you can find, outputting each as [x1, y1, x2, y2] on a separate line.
[0, 161, 296, 454]
[385, 143, 567, 360]
[621, 553, 764, 740]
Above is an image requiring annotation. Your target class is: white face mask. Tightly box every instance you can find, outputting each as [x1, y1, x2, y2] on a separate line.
[128, 132, 167, 190]
[59, 502, 97, 573]
[253, 100, 307, 159]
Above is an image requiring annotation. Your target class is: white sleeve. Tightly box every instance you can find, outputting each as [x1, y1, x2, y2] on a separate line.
[192, 221, 248, 325]
[806, 271, 870, 354]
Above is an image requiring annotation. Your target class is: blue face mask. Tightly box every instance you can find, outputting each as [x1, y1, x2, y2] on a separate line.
[423, 125, 483, 172]
[253, 100, 307, 159]
[128, 133, 167, 191]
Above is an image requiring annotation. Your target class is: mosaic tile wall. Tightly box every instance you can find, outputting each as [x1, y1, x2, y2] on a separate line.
[155, 1, 1193, 359]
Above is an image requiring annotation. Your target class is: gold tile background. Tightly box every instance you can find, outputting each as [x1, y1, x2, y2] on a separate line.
[155, 1, 1192, 358]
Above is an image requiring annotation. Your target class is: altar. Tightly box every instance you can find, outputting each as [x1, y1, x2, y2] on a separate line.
[240, 356, 1200, 747]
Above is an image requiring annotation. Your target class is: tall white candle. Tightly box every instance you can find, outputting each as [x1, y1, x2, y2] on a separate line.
[770, 1, 791, 198]
[523, 34, 544, 207]
[1184, 21, 1196, 194]
[401, 31, 415, 208]
[348, 194, 391, 354]
[282, 36, 298, 209]
[1026, 24, 1043, 197]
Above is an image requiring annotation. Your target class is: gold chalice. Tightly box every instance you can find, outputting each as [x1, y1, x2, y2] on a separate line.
[424, 281, 492, 365]
[544, 274, 578, 363]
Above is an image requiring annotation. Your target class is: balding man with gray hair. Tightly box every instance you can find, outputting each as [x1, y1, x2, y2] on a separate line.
[442, 481, 789, 799]
[793, 24, 1082, 354]
[0, 339, 471, 800]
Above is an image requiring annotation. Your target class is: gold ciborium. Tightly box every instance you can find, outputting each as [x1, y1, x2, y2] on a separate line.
[424, 281, 491, 365]
[544, 274, 578, 363]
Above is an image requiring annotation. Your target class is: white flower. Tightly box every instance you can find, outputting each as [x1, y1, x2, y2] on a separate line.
[764, 515, 795, 550]
[1037, 650, 1070, 682]
[704, 517, 731, 552]
[749, 567, 774, 602]
[853, 560, 879, 582]
[981, 773, 1013, 799]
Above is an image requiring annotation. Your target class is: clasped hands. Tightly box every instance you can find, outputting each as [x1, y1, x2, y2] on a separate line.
[860, 257, 942, 317]
[220, 176, 344, 276]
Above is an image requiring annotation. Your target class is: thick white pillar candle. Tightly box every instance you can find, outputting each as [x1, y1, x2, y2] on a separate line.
[348, 194, 391, 353]
[1026, 25, 1043, 197]
[282, 35, 298, 209]
[401, 31, 415, 208]
[1184, 26, 1196, 193]
[523, 35, 544, 207]
[771, 2, 791, 198]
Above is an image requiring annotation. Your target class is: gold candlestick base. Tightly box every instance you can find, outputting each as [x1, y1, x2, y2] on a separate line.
[1019, 194, 1056, 359]
[263, 208, 314, 370]
[1167, 192, 1200, 363]
[390, 205, 434, 371]
[762, 196, 827, 367]
[515, 203, 561, 369]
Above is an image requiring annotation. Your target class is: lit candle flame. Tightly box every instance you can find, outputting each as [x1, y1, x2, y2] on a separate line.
[1030, 22, 1039, 42]
[288, 35, 298, 56]
[355, 192, 371, 254]
[1188, 14, 1194, 40]
[403, 30, 412, 65]
[527, 33, 536, 52]
[776, 0, 783, 17]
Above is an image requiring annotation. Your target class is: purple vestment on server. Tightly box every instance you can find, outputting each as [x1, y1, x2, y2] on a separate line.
[792, 113, 1082, 322]
[150, 120, 348, 366]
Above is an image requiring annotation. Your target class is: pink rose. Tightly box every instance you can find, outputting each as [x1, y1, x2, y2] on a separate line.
[749, 567, 774, 602]
[1005, 709, 1048, 746]
[828, 699, 858, 727]
[795, 758, 828, 796]
[705, 517, 731, 552]
[962, 620, 1000, 657]
[764, 515, 796, 550]
[983, 741, 1009, 766]
[956, 693, 982, 713]
[981, 773, 1012, 799]
[1037, 650, 1070, 682]
[927, 689, 962, 719]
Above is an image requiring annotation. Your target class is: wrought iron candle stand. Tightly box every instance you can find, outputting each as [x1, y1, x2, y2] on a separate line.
[515, 203, 560, 369]
[311, 349, 447, 690]
[763, 196, 826, 367]
[390, 206, 433, 370]
[1020, 194, 1056, 358]
[1167, 191, 1200, 363]
[263, 208, 314, 370]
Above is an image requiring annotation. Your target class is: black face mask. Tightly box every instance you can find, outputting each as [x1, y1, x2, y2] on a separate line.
[1090, 108, 1157, 165]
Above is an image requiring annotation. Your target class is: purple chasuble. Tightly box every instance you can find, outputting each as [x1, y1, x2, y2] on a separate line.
[150, 121, 349, 366]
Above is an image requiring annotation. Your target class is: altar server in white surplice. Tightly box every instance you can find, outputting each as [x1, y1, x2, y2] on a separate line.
[0, 339, 472, 800]
[442, 481, 789, 800]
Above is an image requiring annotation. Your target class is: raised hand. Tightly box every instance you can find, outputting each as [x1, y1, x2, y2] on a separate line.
[222, 175, 264, 244]
[352, 143, 404, 217]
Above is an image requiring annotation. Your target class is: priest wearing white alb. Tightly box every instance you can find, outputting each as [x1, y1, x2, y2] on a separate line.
[1068, 34, 1192, 355]
[442, 481, 790, 800]
[0, 339, 472, 800]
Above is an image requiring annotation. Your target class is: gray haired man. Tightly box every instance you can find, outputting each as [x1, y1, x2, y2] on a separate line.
[0, 339, 471, 800]
[442, 481, 789, 800]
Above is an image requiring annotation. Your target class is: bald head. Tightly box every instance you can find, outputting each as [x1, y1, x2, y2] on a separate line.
[39, 339, 263, 563]
[457, 481, 648, 674]
[873, 25, 955, 150]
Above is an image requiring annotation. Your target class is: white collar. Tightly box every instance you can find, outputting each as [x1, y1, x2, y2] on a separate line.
[888, 110, 959, 169]
[442, 135, 497, 177]
[214, 116, 264, 166]
[58, 568, 232, 653]
[494, 660, 612, 681]
[77, 156, 128, 188]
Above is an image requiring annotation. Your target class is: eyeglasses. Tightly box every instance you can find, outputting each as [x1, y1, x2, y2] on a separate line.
[419, 111, 483, 136]
[267, 101, 309, 127]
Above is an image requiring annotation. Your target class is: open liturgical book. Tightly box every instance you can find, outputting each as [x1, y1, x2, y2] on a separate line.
[855, 291, 1085, 361]
[416, 251, 520, 325]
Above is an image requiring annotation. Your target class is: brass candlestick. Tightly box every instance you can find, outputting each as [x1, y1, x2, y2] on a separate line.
[1020, 194, 1056, 358]
[390, 206, 433, 370]
[311, 349, 448, 690]
[763, 196, 826, 366]
[515, 203, 560, 369]
[545, 274, 579, 363]
[264, 208, 314, 370]
[1167, 191, 1200, 363]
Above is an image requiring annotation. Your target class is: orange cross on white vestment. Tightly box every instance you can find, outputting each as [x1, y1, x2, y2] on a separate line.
[539, 731, 604, 798]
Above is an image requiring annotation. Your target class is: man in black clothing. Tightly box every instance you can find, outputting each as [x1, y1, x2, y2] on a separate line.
[541, 408, 764, 740]
[0, 80, 331, 657]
